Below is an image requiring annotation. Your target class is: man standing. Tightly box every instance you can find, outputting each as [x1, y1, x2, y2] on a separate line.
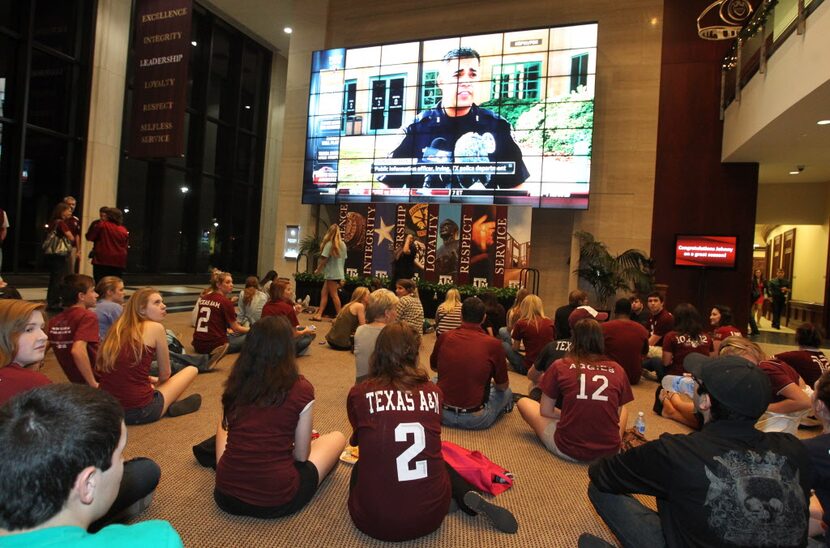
[381, 47, 529, 190]
[0, 206, 8, 272]
[430, 296, 512, 429]
[582, 354, 811, 548]
[602, 299, 649, 386]
[63, 196, 82, 273]
[767, 268, 791, 330]
[0, 384, 180, 545]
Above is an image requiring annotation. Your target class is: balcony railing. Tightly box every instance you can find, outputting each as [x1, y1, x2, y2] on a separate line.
[720, 0, 825, 118]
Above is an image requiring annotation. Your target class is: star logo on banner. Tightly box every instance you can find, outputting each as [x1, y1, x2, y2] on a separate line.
[374, 218, 394, 246]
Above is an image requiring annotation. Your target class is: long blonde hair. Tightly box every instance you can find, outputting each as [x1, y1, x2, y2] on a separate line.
[438, 288, 461, 314]
[517, 294, 545, 329]
[320, 224, 342, 258]
[201, 269, 230, 297]
[0, 301, 45, 367]
[97, 287, 157, 373]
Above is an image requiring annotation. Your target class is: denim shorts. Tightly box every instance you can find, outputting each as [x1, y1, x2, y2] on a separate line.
[124, 391, 164, 425]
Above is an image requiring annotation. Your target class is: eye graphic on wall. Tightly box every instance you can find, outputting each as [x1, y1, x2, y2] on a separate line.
[697, 0, 754, 40]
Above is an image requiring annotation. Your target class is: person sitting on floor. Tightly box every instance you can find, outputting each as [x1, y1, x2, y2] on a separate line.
[708, 304, 742, 355]
[192, 270, 249, 355]
[394, 278, 424, 342]
[347, 322, 517, 541]
[213, 316, 346, 518]
[499, 287, 530, 346]
[505, 294, 554, 375]
[641, 292, 674, 380]
[775, 322, 830, 389]
[326, 286, 369, 350]
[46, 274, 100, 387]
[803, 371, 830, 543]
[756, 352, 812, 435]
[553, 289, 588, 341]
[517, 318, 632, 462]
[353, 288, 398, 383]
[659, 303, 713, 380]
[94, 276, 126, 340]
[238, 276, 267, 327]
[97, 288, 202, 424]
[262, 279, 316, 355]
[0, 384, 180, 546]
[601, 298, 649, 386]
[0, 300, 52, 404]
[479, 290, 506, 338]
[430, 296, 512, 430]
[581, 353, 812, 548]
[435, 288, 462, 337]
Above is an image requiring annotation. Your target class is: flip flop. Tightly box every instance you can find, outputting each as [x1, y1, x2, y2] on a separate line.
[310, 316, 323, 322]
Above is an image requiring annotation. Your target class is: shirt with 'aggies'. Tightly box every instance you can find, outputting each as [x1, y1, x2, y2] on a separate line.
[347, 380, 451, 542]
[775, 349, 830, 388]
[662, 331, 713, 376]
[540, 357, 633, 462]
[192, 291, 236, 354]
[47, 306, 99, 384]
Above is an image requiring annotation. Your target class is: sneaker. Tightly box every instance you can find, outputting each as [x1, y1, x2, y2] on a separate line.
[204, 343, 229, 371]
[167, 394, 202, 417]
[463, 491, 518, 534]
[641, 369, 658, 382]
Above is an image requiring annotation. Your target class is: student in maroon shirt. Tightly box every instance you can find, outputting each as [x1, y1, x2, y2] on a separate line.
[0, 300, 51, 405]
[708, 304, 742, 355]
[85, 207, 129, 283]
[348, 322, 517, 540]
[602, 298, 649, 386]
[757, 356, 812, 434]
[192, 270, 249, 354]
[517, 318, 633, 462]
[641, 292, 674, 380]
[46, 274, 100, 387]
[661, 303, 713, 377]
[214, 316, 345, 518]
[505, 294, 554, 374]
[776, 323, 830, 388]
[261, 279, 316, 355]
[97, 288, 201, 424]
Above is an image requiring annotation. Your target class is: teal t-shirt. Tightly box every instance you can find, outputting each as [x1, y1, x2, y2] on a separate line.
[321, 241, 347, 280]
[0, 521, 182, 547]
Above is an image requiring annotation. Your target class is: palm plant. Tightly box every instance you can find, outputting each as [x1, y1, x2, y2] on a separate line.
[574, 231, 654, 307]
[298, 233, 323, 273]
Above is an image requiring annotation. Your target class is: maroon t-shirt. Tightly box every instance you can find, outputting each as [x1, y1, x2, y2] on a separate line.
[512, 317, 555, 370]
[775, 349, 830, 388]
[261, 299, 299, 328]
[430, 322, 508, 409]
[647, 308, 674, 345]
[47, 307, 99, 384]
[347, 380, 451, 542]
[601, 319, 649, 385]
[216, 376, 315, 507]
[0, 364, 52, 405]
[192, 291, 236, 354]
[540, 357, 633, 461]
[758, 358, 801, 402]
[98, 345, 155, 409]
[662, 331, 713, 376]
[85, 220, 129, 268]
[712, 325, 743, 341]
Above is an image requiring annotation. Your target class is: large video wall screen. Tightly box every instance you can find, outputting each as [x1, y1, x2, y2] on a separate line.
[303, 24, 598, 208]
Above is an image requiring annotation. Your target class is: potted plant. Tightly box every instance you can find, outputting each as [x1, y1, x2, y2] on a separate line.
[574, 231, 654, 308]
[298, 234, 323, 273]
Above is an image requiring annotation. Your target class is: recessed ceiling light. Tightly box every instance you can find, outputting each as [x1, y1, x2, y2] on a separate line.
[789, 170, 800, 175]
[818, 119, 830, 125]
[283, 27, 293, 34]
[191, 41, 197, 46]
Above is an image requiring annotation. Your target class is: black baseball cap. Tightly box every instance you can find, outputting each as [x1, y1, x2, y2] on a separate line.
[684, 354, 771, 419]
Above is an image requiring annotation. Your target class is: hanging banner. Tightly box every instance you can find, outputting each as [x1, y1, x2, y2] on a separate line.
[434, 204, 461, 285]
[339, 203, 368, 277]
[128, 0, 192, 158]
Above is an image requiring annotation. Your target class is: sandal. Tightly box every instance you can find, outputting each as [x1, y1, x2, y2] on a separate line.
[653, 385, 668, 416]
[310, 316, 323, 322]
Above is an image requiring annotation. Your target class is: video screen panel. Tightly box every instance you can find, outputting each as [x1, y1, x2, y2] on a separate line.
[303, 24, 598, 208]
[674, 235, 738, 269]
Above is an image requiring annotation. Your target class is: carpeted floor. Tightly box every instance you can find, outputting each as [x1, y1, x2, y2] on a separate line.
[36, 311, 817, 547]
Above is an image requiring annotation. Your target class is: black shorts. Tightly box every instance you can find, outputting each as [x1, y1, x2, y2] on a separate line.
[124, 391, 164, 425]
[214, 461, 319, 518]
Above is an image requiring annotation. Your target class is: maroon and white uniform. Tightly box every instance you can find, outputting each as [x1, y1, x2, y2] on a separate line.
[192, 290, 236, 354]
[347, 380, 451, 541]
[647, 308, 674, 346]
[775, 349, 830, 388]
[759, 358, 803, 402]
[0, 364, 51, 405]
[540, 358, 633, 461]
[217, 376, 315, 506]
[99, 344, 155, 410]
[662, 331, 713, 376]
[47, 306, 99, 384]
[511, 317, 555, 371]
[712, 325, 742, 342]
[601, 319, 649, 385]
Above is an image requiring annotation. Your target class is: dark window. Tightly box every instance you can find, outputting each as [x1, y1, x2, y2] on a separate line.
[369, 75, 406, 131]
[570, 53, 589, 93]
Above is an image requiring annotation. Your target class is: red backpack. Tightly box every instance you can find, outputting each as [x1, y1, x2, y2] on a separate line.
[441, 440, 514, 496]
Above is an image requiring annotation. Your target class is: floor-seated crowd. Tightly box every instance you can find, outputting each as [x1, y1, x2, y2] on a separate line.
[1, 271, 830, 547]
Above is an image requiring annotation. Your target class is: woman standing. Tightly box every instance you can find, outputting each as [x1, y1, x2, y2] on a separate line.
[85, 207, 129, 283]
[709, 304, 742, 355]
[393, 233, 419, 282]
[751, 268, 766, 327]
[97, 288, 201, 424]
[192, 270, 249, 355]
[215, 316, 345, 518]
[326, 286, 369, 350]
[517, 319, 632, 462]
[505, 294, 554, 375]
[395, 279, 424, 341]
[347, 322, 516, 540]
[44, 202, 75, 311]
[262, 279, 317, 355]
[434, 288, 462, 337]
[238, 276, 267, 327]
[312, 224, 346, 321]
[354, 289, 398, 383]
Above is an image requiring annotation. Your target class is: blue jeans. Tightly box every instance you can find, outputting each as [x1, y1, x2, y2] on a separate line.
[586, 483, 666, 548]
[498, 326, 512, 345]
[295, 333, 314, 355]
[442, 386, 513, 430]
[642, 358, 665, 380]
[228, 333, 246, 354]
[502, 340, 527, 374]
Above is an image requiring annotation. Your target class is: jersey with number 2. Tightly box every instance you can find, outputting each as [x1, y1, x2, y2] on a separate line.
[346, 380, 451, 542]
[192, 291, 235, 352]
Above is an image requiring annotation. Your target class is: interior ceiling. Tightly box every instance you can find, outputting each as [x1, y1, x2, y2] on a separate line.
[199, 0, 293, 53]
[726, 78, 830, 185]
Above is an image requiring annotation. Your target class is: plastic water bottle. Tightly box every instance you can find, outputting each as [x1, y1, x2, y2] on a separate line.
[662, 375, 697, 399]
[634, 412, 646, 435]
